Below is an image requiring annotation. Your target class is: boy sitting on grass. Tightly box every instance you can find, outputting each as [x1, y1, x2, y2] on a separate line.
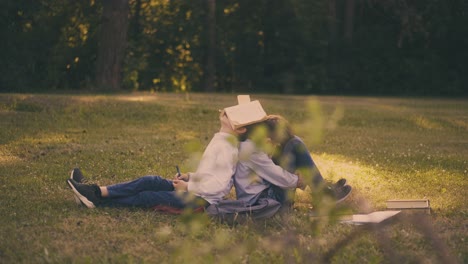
[233, 115, 351, 212]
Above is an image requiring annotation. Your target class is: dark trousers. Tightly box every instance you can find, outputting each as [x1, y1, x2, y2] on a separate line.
[99, 176, 207, 209]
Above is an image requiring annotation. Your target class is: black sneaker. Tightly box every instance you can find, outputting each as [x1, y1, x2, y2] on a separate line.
[70, 168, 87, 205]
[333, 178, 347, 189]
[334, 185, 352, 203]
[66, 179, 101, 208]
[70, 168, 86, 183]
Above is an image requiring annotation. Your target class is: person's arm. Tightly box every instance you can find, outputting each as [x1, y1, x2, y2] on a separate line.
[246, 146, 300, 189]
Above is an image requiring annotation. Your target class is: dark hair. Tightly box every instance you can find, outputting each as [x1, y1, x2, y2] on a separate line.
[239, 114, 294, 144]
[263, 115, 294, 146]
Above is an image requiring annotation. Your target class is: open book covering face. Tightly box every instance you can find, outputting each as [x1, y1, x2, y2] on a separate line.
[223, 100, 267, 129]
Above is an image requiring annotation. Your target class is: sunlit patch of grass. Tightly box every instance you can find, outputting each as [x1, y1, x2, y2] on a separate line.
[447, 118, 468, 130]
[74, 95, 109, 103]
[20, 133, 71, 145]
[309, 153, 467, 214]
[312, 153, 383, 201]
[0, 146, 21, 165]
[114, 94, 160, 103]
[411, 116, 443, 130]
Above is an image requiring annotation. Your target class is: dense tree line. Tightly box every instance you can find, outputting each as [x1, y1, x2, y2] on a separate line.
[1, 0, 466, 95]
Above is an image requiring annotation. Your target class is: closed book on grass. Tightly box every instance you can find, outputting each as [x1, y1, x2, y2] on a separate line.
[386, 199, 431, 214]
[386, 199, 430, 209]
[223, 100, 267, 129]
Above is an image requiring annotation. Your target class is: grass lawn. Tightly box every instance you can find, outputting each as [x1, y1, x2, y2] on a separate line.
[0, 93, 466, 263]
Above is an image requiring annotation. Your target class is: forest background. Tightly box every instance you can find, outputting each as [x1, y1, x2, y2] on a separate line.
[1, 0, 467, 96]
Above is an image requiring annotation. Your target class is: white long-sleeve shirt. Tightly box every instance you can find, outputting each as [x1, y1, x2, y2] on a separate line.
[187, 132, 239, 204]
[234, 139, 299, 205]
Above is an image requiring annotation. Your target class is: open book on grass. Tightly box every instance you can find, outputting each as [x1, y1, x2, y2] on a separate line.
[223, 100, 267, 129]
[341, 211, 401, 225]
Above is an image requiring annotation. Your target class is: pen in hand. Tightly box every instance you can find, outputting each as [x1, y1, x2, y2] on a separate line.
[176, 165, 181, 179]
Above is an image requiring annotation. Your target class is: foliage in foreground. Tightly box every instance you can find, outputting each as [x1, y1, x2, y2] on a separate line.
[0, 93, 466, 263]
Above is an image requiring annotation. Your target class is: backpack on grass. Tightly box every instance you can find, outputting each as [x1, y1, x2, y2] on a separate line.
[205, 198, 281, 224]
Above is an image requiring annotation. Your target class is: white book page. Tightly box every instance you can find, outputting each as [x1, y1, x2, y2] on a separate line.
[237, 95, 251, 105]
[224, 100, 266, 127]
[351, 211, 401, 224]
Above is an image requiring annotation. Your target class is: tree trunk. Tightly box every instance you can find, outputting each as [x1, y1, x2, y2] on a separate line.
[96, 0, 130, 91]
[327, 0, 339, 91]
[130, 0, 142, 41]
[341, 0, 356, 91]
[328, 0, 356, 92]
[344, 0, 355, 44]
[204, 0, 216, 92]
[262, 0, 276, 90]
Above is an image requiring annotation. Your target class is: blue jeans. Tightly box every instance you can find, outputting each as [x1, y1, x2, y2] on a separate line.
[98, 176, 207, 209]
[272, 136, 324, 206]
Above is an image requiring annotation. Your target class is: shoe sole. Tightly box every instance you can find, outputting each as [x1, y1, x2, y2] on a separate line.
[70, 170, 84, 206]
[336, 185, 352, 204]
[67, 179, 95, 209]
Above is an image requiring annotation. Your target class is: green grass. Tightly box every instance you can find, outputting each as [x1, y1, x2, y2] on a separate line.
[0, 93, 466, 263]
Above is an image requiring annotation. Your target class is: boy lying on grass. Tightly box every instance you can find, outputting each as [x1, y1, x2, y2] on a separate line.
[67, 108, 251, 210]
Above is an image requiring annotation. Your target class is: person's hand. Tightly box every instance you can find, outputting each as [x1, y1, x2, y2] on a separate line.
[173, 179, 188, 191]
[295, 172, 306, 190]
[175, 172, 189, 181]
